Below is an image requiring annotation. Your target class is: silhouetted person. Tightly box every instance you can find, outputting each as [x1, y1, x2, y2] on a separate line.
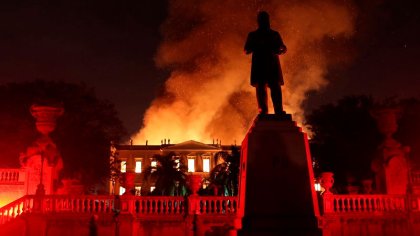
[245, 11, 287, 115]
[89, 215, 98, 236]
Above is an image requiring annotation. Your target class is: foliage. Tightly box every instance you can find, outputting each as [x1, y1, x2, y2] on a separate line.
[205, 146, 240, 196]
[0, 80, 126, 191]
[395, 98, 420, 168]
[143, 152, 188, 196]
[307, 95, 420, 190]
[307, 95, 382, 188]
[109, 141, 122, 194]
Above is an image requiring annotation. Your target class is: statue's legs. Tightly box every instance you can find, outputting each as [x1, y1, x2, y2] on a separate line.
[256, 83, 268, 114]
[269, 82, 283, 114]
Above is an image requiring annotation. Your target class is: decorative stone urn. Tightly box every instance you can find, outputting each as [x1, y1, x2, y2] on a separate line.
[188, 174, 202, 196]
[370, 107, 401, 148]
[319, 172, 334, 194]
[30, 105, 64, 136]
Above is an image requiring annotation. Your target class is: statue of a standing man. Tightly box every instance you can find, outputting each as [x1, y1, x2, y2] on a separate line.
[244, 11, 287, 115]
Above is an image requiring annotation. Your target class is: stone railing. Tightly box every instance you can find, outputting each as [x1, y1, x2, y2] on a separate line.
[412, 170, 420, 185]
[129, 196, 185, 215]
[198, 196, 238, 215]
[323, 194, 407, 214]
[42, 195, 115, 213]
[0, 194, 240, 225]
[0, 169, 26, 183]
[0, 195, 34, 224]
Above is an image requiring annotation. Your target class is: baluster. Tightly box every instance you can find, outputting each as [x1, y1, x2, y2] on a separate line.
[344, 198, 351, 212]
[365, 197, 369, 212]
[352, 197, 356, 212]
[172, 199, 176, 214]
[381, 198, 385, 212]
[205, 199, 209, 214]
[336, 198, 341, 213]
[383, 197, 387, 212]
[159, 199, 163, 214]
[209, 200, 213, 214]
[139, 199, 143, 214]
[155, 199, 158, 214]
[342, 198, 346, 212]
[154, 199, 157, 214]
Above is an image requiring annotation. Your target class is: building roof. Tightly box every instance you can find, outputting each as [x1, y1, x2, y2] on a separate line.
[116, 140, 235, 152]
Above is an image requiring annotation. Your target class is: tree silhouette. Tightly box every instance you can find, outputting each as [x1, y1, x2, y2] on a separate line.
[207, 146, 240, 196]
[307, 95, 420, 192]
[143, 152, 188, 196]
[307, 95, 381, 190]
[0, 80, 125, 191]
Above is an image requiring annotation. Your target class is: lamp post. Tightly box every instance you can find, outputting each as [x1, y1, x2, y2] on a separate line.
[35, 151, 46, 196]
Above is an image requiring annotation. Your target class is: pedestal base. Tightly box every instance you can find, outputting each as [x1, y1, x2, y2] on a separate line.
[239, 114, 320, 235]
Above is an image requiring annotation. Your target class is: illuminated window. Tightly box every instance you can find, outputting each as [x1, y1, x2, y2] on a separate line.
[135, 161, 142, 173]
[202, 179, 210, 189]
[203, 159, 210, 172]
[151, 160, 157, 168]
[135, 186, 141, 196]
[150, 186, 155, 192]
[151, 160, 157, 172]
[188, 159, 195, 172]
[314, 183, 321, 192]
[121, 161, 126, 173]
[174, 158, 180, 169]
[119, 186, 126, 195]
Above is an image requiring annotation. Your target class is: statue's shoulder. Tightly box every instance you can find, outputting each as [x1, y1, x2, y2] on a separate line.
[269, 29, 280, 35]
[248, 30, 258, 36]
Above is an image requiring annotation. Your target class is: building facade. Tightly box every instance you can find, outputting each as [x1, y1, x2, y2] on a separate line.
[110, 140, 236, 195]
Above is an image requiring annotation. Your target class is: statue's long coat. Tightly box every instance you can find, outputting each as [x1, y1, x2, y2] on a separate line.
[244, 29, 286, 86]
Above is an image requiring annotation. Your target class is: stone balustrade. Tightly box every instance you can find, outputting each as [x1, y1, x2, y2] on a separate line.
[198, 196, 238, 215]
[323, 194, 407, 214]
[42, 195, 115, 213]
[0, 195, 34, 224]
[0, 194, 240, 226]
[129, 196, 185, 215]
[412, 170, 420, 185]
[0, 169, 25, 183]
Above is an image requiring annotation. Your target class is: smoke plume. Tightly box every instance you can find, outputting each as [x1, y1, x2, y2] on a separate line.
[132, 0, 356, 145]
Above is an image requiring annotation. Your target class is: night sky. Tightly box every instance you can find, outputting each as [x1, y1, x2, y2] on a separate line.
[0, 0, 419, 137]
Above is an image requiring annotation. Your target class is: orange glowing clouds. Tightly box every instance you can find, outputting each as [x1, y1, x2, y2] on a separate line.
[132, 0, 356, 145]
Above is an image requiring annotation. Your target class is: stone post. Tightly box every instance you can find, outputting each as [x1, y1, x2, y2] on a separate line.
[124, 155, 136, 195]
[187, 174, 203, 236]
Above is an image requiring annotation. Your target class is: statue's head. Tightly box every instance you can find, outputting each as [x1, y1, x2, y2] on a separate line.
[257, 11, 270, 29]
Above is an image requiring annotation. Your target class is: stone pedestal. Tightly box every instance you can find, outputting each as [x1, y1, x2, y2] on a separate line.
[371, 107, 410, 194]
[20, 104, 64, 195]
[239, 115, 320, 235]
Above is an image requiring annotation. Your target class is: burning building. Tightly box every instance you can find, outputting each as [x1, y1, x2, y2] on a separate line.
[110, 140, 236, 196]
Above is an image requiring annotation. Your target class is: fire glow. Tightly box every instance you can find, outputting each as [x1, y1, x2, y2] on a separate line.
[132, 0, 355, 145]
